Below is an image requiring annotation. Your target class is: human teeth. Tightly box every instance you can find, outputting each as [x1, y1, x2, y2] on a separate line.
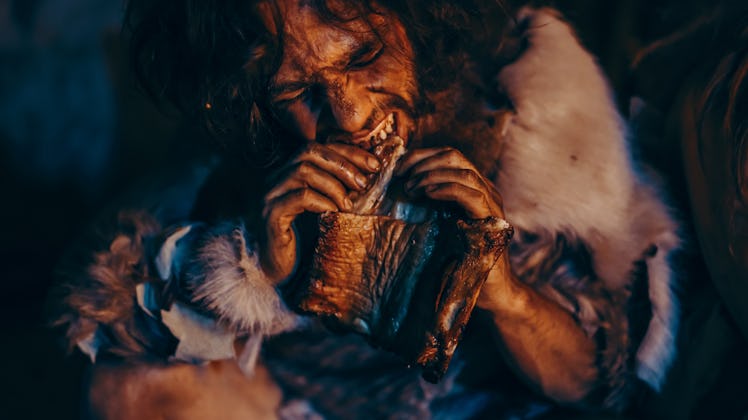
[355, 113, 397, 149]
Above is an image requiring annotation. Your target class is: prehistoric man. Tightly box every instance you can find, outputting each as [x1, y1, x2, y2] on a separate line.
[53, 0, 680, 417]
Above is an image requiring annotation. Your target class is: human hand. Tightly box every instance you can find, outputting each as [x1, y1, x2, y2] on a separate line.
[396, 147, 505, 219]
[260, 143, 381, 283]
[396, 147, 519, 316]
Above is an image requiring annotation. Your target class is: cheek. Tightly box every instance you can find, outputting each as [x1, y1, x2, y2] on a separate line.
[281, 102, 318, 141]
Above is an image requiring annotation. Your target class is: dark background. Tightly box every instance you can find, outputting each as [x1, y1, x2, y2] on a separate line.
[0, 0, 744, 418]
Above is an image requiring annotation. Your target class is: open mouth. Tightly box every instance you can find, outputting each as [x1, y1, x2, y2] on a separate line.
[348, 113, 407, 215]
[351, 113, 398, 151]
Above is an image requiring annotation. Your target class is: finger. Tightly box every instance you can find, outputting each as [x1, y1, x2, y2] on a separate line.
[296, 144, 370, 190]
[395, 147, 450, 176]
[261, 187, 336, 283]
[265, 162, 352, 211]
[404, 168, 486, 193]
[418, 182, 494, 219]
[327, 143, 381, 173]
[264, 188, 338, 236]
[406, 148, 475, 178]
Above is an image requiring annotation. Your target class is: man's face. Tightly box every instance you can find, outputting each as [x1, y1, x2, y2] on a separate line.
[260, 0, 419, 147]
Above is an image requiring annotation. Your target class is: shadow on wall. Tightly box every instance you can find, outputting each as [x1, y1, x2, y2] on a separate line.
[0, 1, 189, 418]
[0, 0, 188, 313]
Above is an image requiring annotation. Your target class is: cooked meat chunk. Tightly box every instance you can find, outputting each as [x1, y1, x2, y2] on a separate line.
[296, 212, 512, 381]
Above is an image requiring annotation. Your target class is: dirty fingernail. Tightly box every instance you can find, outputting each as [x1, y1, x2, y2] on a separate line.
[356, 174, 368, 188]
[367, 156, 380, 170]
[344, 197, 353, 210]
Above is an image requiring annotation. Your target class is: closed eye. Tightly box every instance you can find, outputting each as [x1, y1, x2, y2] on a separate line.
[273, 89, 307, 105]
[348, 42, 384, 69]
[270, 82, 309, 106]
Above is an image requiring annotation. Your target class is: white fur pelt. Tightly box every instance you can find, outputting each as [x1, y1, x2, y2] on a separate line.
[495, 8, 680, 391]
[181, 222, 300, 336]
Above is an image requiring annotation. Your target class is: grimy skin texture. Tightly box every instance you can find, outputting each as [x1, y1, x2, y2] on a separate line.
[258, 0, 598, 403]
[73, 1, 683, 417]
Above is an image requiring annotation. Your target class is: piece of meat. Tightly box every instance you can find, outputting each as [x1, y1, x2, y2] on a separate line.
[402, 217, 512, 382]
[294, 212, 512, 382]
[298, 213, 438, 341]
[290, 128, 513, 381]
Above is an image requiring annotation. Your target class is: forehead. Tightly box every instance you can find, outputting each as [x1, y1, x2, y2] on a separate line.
[259, 0, 386, 77]
[260, 0, 382, 36]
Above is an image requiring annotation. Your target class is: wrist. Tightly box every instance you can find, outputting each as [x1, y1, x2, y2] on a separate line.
[478, 254, 530, 318]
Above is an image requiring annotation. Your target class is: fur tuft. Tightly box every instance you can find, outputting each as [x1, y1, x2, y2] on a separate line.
[630, 185, 681, 390]
[50, 210, 171, 358]
[186, 224, 299, 335]
[509, 229, 633, 409]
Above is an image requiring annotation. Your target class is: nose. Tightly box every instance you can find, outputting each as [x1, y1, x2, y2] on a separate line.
[326, 85, 371, 133]
[315, 77, 373, 139]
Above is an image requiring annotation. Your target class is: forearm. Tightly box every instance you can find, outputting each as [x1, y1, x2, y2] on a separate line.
[478, 255, 598, 403]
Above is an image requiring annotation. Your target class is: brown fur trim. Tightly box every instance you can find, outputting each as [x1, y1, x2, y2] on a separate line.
[509, 229, 636, 411]
[50, 210, 173, 359]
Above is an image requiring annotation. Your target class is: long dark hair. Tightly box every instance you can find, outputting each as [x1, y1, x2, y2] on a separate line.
[123, 0, 513, 168]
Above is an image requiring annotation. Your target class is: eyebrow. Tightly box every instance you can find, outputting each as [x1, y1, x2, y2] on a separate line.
[268, 33, 382, 97]
[345, 40, 382, 67]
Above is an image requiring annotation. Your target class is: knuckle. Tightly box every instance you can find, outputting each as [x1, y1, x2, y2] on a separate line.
[443, 147, 460, 158]
[294, 150, 310, 163]
[458, 167, 474, 178]
[307, 143, 323, 155]
[331, 143, 353, 153]
[262, 205, 271, 219]
[418, 171, 433, 184]
[433, 183, 452, 195]
[297, 161, 314, 176]
[265, 204, 280, 221]
[333, 183, 346, 197]
[338, 158, 355, 172]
